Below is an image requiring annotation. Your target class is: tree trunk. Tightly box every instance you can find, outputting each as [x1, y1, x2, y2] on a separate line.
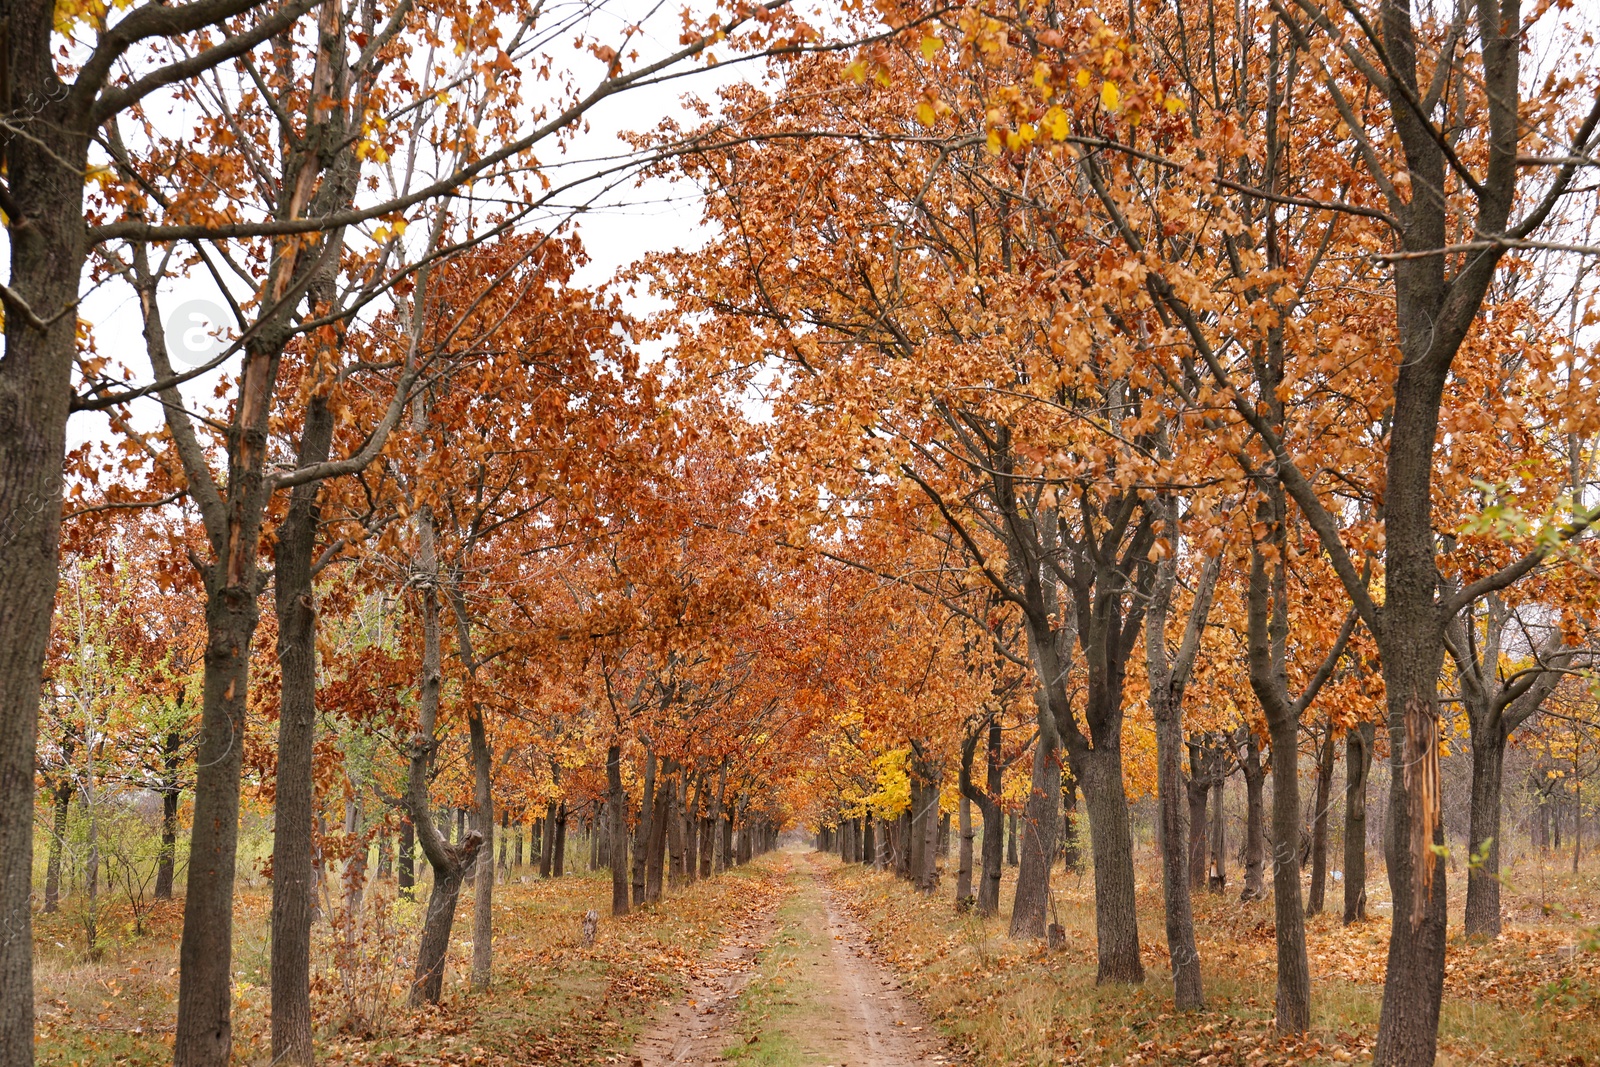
[1241, 731, 1266, 901]
[1061, 763, 1081, 874]
[956, 795, 974, 902]
[1267, 717, 1311, 1033]
[404, 507, 482, 1006]
[84, 782, 101, 957]
[1152, 691, 1203, 1009]
[466, 707, 494, 990]
[541, 801, 557, 879]
[499, 810, 510, 880]
[920, 783, 940, 892]
[645, 766, 671, 902]
[1344, 723, 1373, 924]
[0, 23, 93, 1060]
[1006, 811, 1019, 866]
[632, 747, 655, 902]
[1186, 745, 1210, 892]
[685, 776, 703, 883]
[399, 819, 416, 900]
[1076, 744, 1145, 983]
[1008, 730, 1059, 935]
[607, 745, 629, 915]
[552, 802, 567, 877]
[43, 782, 72, 913]
[1464, 727, 1507, 938]
[410, 836, 480, 1006]
[155, 729, 183, 900]
[666, 774, 685, 886]
[175, 571, 260, 1067]
[1208, 770, 1228, 892]
[269, 388, 335, 1067]
[1307, 724, 1336, 917]
[341, 798, 368, 924]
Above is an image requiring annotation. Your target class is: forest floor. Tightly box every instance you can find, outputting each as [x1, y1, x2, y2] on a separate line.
[633, 852, 954, 1066]
[33, 857, 796, 1067]
[31, 847, 1600, 1066]
[819, 848, 1600, 1066]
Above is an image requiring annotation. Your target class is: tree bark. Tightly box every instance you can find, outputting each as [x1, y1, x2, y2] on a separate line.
[0, 13, 93, 1058]
[607, 745, 630, 915]
[1247, 520, 1323, 1035]
[1267, 716, 1311, 1033]
[919, 776, 940, 892]
[404, 517, 483, 1006]
[645, 764, 671, 902]
[1464, 730, 1506, 938]
[499, 810, 509, 880]
[552, 802, 568, 877]
[175, 562, 261, 1067]
[410, 833, 480, 1006]
[1240, 730, 1266, 901]
[1061, 763, 1081, 874]
[155, 730, 183, 900]
[399, 819, 416, 900]
[956, 795, 974, 902]
[979, 718, 1005, 914]
[269, 384, 335, 1067]
[1343, 723, 1374, 924]
[1209, 766, 1228, 892]
[43, 782, 72, 914]
[1153, 696, 1203, 1009]
[1076, 744, 1145, 983]
[1186, 737, 1211, 891]
[466, 707, 494, 990]
[632, 746, 655, 901]
[667, 773, 685, 886]
[1307, 723, 1336, 917]
[541, 801, 557, 879]
[1145, 530, 1216, 1010]
[1010, 733, 1059, 935]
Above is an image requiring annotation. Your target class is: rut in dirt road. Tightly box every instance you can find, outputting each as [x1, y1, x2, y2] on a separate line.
[628, 878, 784, 1067]
[631, 854, 955, 1066]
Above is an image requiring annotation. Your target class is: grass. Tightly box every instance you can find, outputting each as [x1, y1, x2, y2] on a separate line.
[35, 858, 786, 1066]
[720, 865, 831, 1065]
[819, 849, 1600, 1066]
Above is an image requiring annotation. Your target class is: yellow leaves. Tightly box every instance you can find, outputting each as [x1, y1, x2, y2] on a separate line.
[356, 111, 391, 164]
[916, 101, 938, 127]
[920, 34, 942, 62]
[1100, 81, 1121, 111]
[53, 0, 133, 37]
[1164, 94, 1187, 114]
[371, 218, 408, 243]
[985, 129, 1003, 155]
[844, 59, 868, 85]
[1076, 69, 1092, 88]
[1005, 124, 1037, 151]
[1042, 106, 1070, 141]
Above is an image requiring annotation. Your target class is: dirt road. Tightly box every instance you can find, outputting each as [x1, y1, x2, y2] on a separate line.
[631, 854, 953, 1066]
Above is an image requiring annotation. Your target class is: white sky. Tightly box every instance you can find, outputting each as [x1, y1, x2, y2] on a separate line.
[65, 0, 780, 452]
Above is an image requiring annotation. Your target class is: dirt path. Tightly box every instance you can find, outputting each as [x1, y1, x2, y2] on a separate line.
[629, 871, 786, 1066]
[631, 853, 954, 1066]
